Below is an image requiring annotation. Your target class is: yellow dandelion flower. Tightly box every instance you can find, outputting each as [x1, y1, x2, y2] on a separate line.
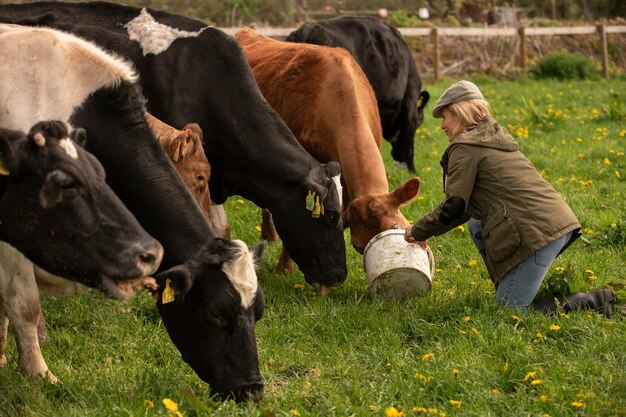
[503, 362, 510, 372]
[585, 269, 594, 275]
[255, 225, 262, 232]
[452, 369, 460, 377]
[454, 264, 462, 270]
[550, 324, 561, 331]
[459, 329, 467, 335]
[438, 412, 447, 417]
[417, 196, 425, 200]
[512, 315, 520, 321]
[560, 313, 569, 319]
[449, 400, 462, 408]
[456, 225, 465, 232]
[531, 379, 542, 385]
[577, 153, 585, 159]
[385, 406, 405, 417]
[435, 268, 443, 273]
[236, 199, 245, 204]
[524, 371, 537, 381]
[536, 332, 544, 338]
[471, 327, 479, 334]
[604, 158, 611, 165]
[571, 401, 584, 408]
[555, 267, 565, 272]
[463, 316, 471, 322]
[615, 170, 621, 178]
[412, 407, 427, 413]
[425, 167, 433, 172]
[539, 395, 548, 402]
[422, 353, 434, 361]
[294, 283, 303, 289]
[144, 400, 154, 408]
[162, 398, 178, 412]
[290, 409, 301, 416]
[491, 388, 501, 396]
[468, 259, 478, 266]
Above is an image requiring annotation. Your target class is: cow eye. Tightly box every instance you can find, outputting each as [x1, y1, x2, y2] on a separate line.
[208, 310, 227, 327]
[58, 178, 75, 189]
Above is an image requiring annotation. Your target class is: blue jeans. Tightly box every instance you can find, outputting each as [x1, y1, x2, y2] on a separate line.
[468, 218, 573, 309]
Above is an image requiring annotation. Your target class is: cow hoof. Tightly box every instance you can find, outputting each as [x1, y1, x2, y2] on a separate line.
[312, 283, 332, 297]
[42, 370, 60, 385]
[0, 355, 7, 367]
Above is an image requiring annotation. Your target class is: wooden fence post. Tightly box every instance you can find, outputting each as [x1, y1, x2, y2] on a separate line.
[597, 24, 610, 78]
[432, 27, 440, 80]
[518, 26, 527, 74]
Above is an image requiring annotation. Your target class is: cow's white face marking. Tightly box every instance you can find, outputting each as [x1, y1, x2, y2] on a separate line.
[332, 174, 343, 212]
[222, 240, 258, 309]
[59, 138, 78, 160]
[125, 9, 205, 56]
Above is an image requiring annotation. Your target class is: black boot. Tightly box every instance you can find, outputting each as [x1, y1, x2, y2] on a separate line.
[531, 289, 614, 318]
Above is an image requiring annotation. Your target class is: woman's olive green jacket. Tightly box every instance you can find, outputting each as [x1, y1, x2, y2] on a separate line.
[410, 116, 580, 284]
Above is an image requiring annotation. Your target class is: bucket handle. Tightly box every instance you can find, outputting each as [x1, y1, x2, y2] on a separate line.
[425, 245, 436, 279]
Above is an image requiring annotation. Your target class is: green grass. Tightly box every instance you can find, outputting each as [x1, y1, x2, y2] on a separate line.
[2, 77, 626, 417]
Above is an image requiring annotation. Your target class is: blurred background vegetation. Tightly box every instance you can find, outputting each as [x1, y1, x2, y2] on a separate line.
[3, 0, 625, 27]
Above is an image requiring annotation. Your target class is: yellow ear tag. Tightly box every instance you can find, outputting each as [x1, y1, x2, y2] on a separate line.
[0, 154, 9, 176]
[305, 190, 315, 211]
[320, 202, 324, 215]
[312, 196, 321, 218]
[417, 96, 423, 107]
[173, 141, 181, 162]
[162, 278, 175, 304]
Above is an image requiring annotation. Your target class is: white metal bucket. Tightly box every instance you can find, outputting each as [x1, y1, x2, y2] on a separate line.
[363, 229, 435, 300]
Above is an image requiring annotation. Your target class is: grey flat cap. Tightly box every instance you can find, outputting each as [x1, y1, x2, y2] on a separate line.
[432, 80, 484, 118]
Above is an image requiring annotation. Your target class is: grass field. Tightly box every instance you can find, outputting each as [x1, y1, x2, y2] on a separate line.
[1, 76, 625, 417]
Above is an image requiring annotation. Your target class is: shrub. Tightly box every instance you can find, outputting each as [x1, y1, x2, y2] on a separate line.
[529, 51, 601, 80]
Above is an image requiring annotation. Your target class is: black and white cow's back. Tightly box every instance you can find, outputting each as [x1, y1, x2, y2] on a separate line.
[0, 1, 348, 290]
[0, 23, 265, 401]
[287, 16, 430, 173]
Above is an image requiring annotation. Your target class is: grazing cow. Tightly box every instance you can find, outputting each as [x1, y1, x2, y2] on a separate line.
[236, 27, 421, 259]
[287, 16, 431, 173]
[0, 24, 265, 401]
[0, 1, 348, 291]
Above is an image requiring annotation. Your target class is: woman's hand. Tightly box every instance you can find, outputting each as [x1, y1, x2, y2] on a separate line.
[404, 227, 429, 248]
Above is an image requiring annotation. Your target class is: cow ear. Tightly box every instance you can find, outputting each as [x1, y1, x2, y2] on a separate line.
[0, 127, 24, 176]
[249, 241, 267, 266]
[418, 91, 430, 109]
[70, 128, 87, 148]
[325, 161, 341, 178]
[341, 207, 350, 228]
[155, 265, 193, 303]
[391, 177, 421, 206]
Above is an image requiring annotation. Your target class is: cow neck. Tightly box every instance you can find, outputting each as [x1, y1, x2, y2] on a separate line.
[337, 132, 389, 201]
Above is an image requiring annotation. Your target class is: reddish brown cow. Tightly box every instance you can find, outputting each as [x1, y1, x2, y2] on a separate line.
[146, 113, 231, 239]
[235, 27, 420, 272]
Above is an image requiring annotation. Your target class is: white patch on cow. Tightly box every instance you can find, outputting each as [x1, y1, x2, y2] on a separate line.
[59, 138, 78, 160]
[125, 9, 206, 56]
[222, 240, 258, 309]
[332, 174, 343, 212]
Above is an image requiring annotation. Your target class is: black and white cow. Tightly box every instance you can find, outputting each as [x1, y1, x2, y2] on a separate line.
[287, 16, 430, 173]
[0, 121, 162, 295]
[0, 24, 265, 401]
[0, 1, 348, 291]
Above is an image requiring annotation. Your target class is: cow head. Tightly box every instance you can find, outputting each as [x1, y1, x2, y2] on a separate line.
[270, 161, 348, 290]
[342, 177, 420, 253]
[0, 121, 163, 299]
[155, 238, 266, 401]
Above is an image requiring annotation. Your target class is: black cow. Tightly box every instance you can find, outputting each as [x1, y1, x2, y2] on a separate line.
[287, 16, 430, 173]
[0, 1, 348, 291]
[0, 23, 264, 401]
[0, 121, 162, 295]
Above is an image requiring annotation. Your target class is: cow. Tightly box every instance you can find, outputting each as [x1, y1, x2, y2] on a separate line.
[0, 1, 348, 291]
[0, 121, 162, 296]
[235, 27, 421, 263]
[286, 16, 431, 173]
[0, 24, 265, 401]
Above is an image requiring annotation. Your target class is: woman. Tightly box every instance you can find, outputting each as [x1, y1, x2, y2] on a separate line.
[405, 80, 613, 316]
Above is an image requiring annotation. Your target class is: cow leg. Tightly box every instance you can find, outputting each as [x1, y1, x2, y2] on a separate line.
[37, 310, 47, 344]
[0, 244, 58, 383]
[261, 209, 279, 242]
[0, 314, 8, 367]
[276, 246, 294, 274]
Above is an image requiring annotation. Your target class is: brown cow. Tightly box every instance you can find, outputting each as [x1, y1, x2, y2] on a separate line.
[235, 27, 420, 275]
[146, 113, 231, 239]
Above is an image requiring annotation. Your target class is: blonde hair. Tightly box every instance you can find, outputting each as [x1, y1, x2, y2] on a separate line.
[447, 98, 490, 126]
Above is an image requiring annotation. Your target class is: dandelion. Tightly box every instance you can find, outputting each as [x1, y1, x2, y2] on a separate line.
[491, 388, 501, 396]
[615, 170, 621, 178]
[454, 264, 462, 271]
[512, 315, 521, 321]
[452, 369, 460, 377]
[435, 268, 443, 273]
[555, 267, 565, 273]
[577, 153, 585, 159]
[603, 158, 611, 165]
[471, 327, 479, 334]
[503, 362, 510, 372]
[540, 395, 548, 402]
[456, 225, 465, 232]
[236, 199, 245, 204]
[294, 283, 303, 290]
[550, 324, 561, 331]
[468, 259, 478, 266]
[425, 167, 433, 172]
[571, 401, 585, 408]
[536, 332, 545, 338]
[144, 400, 154, 408]
[524, 372, 537, 381]
[422, 353, 434, 361]
[449, 400, 462, 409]
[459, 329, 467, 335]
[531, 379, 542, 385]
[463, 316, 471, 322]
[412, 407, 427, 413]
[162, 398, 179, 412]
[385, 406, 405, 417]
[290, 409, 301, 416]
[560, 313, 569, 318]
